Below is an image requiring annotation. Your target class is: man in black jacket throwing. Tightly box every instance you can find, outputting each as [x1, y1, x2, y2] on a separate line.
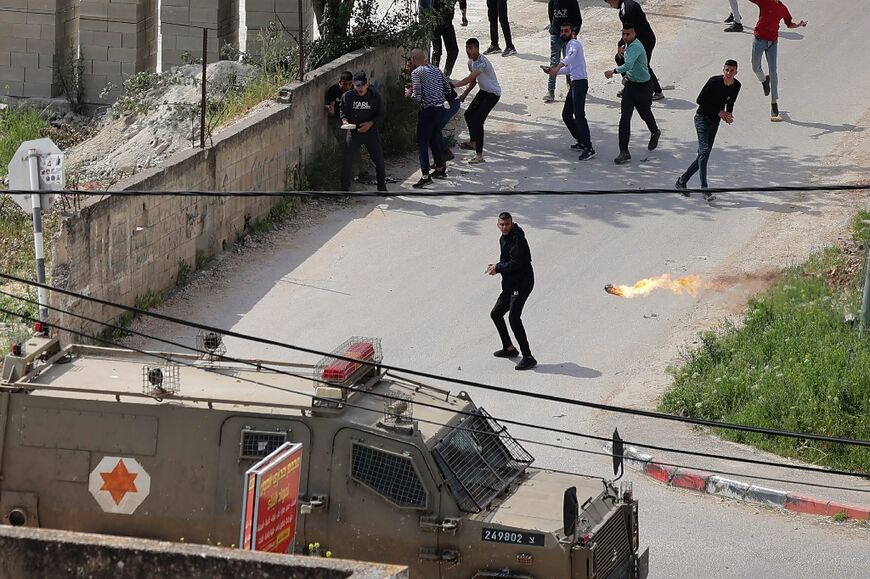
[340, 72, 387, 191]
[605, 0, 663, 100]
[487, 212, 537, 371]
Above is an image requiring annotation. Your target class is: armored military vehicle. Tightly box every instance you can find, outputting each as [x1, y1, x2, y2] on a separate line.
[0, 333, 648, 578]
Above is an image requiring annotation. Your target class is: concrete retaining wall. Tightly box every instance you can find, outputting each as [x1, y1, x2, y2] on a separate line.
[0, 525, 409, 579]
[48, 45, 406, 340]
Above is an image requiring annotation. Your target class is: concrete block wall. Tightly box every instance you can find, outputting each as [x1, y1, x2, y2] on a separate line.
[49, 46, 407, 339]
[241, 0, 314, 55]
[159, 0, 220, 70]
[0, 0, 313, 103]
[77, 0, 152, 102]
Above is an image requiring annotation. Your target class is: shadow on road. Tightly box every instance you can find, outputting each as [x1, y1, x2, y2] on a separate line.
[534, 362, 603, 378]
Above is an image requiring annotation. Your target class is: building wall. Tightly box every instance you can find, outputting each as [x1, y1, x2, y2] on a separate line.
[48, 46, 406, 339]
[0, 0, 315, 103]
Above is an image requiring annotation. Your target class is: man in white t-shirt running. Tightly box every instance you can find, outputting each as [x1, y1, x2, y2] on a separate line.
[451, 37, 502, 164]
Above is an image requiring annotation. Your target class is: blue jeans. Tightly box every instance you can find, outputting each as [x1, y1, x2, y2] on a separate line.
[681, 114, 720, 188]
[548, 34, 566, 93]
[436, 100, 460, 153]
[417, 106, 445, 173]
[752, 37, 778, 101]
[561, 79, 591, 150]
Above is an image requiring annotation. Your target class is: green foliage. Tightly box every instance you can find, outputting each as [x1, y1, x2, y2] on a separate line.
[307, 0, 436, 69]
[380, 76, 419, 156]
[660, 212, 870, 472]
[55, 44, 86, 113]
[176, 260, 193, 286]
[301, 141, 342, 191]
[0, 107, 50, 182]
[195, 250, 209, 271]
[831, 511, 849, 522]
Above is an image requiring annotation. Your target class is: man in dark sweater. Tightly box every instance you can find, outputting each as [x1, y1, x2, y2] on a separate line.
[486, 212, 537, 371]
[675, 60, 741, 202]
[605, 0, 663, 100]
[432, 0, 467, 77]
[340, 72, 387, 192]
[544, 0, 582, 102]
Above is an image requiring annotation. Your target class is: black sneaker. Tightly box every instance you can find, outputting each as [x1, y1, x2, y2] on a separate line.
[770, 102, 782, 122]
[725, 13, 734, 23]
[493, 348, 519, 359]
[412, 176, 432, 188]
[502, 46, 517, 57]
[724, 23, 743, 32]
[648, 129, 661, 151]
[703, 190, 716, 203]
[762, 75, 770, 97]
[675, 178, 689, 196]
[614, 151, 631, 165]
[484, 45, 501, 55]
[443, 148, 455, 161]
[432, 168, 448, 179]
[377, 185, 387, 192]
[570, 142, 584, 150]
[515, 356, 538, 371]
[578, 148, 596, 161]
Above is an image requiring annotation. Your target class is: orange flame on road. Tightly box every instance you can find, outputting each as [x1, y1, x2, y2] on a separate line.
[605, 274, 705, 299]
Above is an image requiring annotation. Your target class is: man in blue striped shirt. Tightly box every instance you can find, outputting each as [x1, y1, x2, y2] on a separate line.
[406, 48, 449, 188]
[605, 23, 660, 165]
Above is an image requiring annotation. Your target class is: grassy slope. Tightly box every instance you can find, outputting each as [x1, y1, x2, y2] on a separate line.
[660, 211, 870, 472]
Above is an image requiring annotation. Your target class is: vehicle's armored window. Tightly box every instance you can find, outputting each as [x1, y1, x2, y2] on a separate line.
[432, 408, 533, 513]
[240, 430, 287, 460]
[350, 443, 428, 509]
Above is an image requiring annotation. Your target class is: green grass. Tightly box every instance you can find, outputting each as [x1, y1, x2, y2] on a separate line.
[210, 71, 289, 130]
[0, 107, 49, 182]
[660, 211, 870, 472]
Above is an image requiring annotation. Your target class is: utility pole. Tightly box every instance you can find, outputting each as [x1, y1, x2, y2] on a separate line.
[26, 150, 48, 323]
[298, 0, 305, 81]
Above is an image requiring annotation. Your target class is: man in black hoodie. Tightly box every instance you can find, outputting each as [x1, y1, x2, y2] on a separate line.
[340, 72, 387, 191]
[486, 212, 537, 371]
[545, 0, 582, 103]
[605, 0, 663, 100]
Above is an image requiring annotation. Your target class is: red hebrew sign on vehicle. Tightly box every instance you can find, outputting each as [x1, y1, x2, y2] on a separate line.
[239, 441, 304, 554]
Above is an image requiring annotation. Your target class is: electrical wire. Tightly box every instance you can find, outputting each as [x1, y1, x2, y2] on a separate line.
[4, 271, 869, 450]
[5, 183, 870, 198]
[0, 303, 867, 495]
[1, 287, 867, 487]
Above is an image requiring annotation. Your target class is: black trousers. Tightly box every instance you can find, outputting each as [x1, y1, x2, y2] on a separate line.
[486, 0, 513, 49]
[641, 37, 662, 94]
[618, 79, 658, 153]
[464, 90, 500, 155]
[341, 130, 386, 190]
[491, 280, 534, 358]
[432, 24, 459, 77]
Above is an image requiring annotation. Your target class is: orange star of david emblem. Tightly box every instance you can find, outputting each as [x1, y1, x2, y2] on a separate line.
[99, 459, 139, 505]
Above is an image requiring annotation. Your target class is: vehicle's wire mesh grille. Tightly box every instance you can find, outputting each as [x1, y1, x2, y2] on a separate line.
[351, 443, 427, 509]
[432, 408, 534, 513]
[240, 430, 287, 460]
[593, 509, 632, 579]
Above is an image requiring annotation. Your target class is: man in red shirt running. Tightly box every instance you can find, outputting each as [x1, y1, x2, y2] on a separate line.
[749, 0, 806, 121]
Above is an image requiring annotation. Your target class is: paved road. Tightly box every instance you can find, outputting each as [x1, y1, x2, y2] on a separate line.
[130, 1, 870, 576]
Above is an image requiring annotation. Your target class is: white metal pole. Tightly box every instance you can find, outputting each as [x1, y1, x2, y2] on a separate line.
[26, 149, 48, 323]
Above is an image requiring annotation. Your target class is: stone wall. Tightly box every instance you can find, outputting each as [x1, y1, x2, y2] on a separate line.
[49, 46, 406, 339]
[0, 0, 315, 102]
[0, 525, 409, 579]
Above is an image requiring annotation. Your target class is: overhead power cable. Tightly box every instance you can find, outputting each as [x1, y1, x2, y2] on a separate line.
[6, 183, 869, 199]
[4, 286, 866, 482]
[0, 303, 867, 495]
[4, 272, 868, 449]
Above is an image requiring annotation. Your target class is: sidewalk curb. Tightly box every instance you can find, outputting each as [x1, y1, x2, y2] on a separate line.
[603, 443, 870, 521]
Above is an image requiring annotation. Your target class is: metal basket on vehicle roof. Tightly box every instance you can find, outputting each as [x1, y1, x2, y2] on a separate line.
[314, 337, 383, 387]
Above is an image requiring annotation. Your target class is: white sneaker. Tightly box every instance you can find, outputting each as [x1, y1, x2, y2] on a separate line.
[543, 91, 555, 103]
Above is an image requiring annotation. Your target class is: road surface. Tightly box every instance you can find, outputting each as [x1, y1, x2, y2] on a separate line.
[128, 1, 870, 576]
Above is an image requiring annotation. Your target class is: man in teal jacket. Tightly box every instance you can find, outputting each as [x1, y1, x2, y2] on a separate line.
[605, 23, 660, 165]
